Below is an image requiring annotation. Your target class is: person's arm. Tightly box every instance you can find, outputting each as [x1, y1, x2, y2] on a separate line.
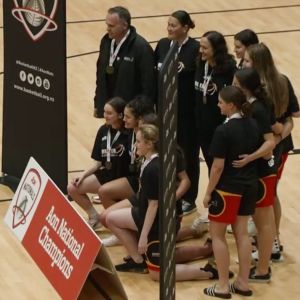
[274, 117, 294, 145]
[203, 158, 224, 208]
[271, 121, 283, 135]
[72, 161, 102, 187]
[176, 171, 191, 200]
[232, 133, 275, 168]
[138, 200, 158, 254]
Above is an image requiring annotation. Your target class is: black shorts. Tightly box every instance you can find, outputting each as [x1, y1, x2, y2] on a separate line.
[94, 168, 115, 184]
[208, 181, 257, 224]
[126, 175, 139, 193]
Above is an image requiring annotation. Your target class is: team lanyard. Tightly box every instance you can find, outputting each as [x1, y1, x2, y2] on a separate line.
[106, 128, 121, 168]
[140, 153, 159, 178]
[109, 29, 131, 67]
[170, 36, 189, 53]
[202, 61, 214, 104]
[130, 132, 136, 165]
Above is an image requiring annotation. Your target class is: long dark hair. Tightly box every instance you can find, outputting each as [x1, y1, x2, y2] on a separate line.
[202, 31, 235, 73]
[219, 86, 251, 117]
[234, 68, 272, 107]
[234, 29, 259, 47]
[126, 95, 154, 119]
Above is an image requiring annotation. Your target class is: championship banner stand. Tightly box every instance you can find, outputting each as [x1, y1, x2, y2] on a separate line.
[158, 44, 178, 299]
[4, 157, 127, 300]
[2, 0, 68, 193]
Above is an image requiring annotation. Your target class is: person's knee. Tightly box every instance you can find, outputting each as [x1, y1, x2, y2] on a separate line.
[98, 184, 111, 198]
[149, 270, 160, 281]
[67, 183, 76, 196]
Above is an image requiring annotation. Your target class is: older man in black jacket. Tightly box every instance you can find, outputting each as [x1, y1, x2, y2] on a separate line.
[93, 6, 156, 118]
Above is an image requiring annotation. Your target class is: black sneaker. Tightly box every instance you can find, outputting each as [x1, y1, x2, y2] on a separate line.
[115, 258, 148, 274]
[200, 262, 234, 279]
[249, 266, 271, 283]
[182, 201, 197, 216]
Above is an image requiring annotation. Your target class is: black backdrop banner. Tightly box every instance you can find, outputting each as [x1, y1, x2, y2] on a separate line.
[2, 0, 67, 192]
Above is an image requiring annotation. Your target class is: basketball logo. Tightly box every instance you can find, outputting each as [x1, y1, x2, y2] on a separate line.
[12, 0, 58, 41]
[12, 168, 42, 229]
[23, 0, 46, 27]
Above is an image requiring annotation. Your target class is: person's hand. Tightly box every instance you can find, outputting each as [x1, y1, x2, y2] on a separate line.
[138, 235, 148, 255]
[71, 177, 83, 187]
[232, 154, 250, 168]
[203, 194, 211, 208]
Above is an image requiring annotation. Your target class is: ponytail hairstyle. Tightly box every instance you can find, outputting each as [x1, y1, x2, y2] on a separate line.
[234, 68, 272, 107]
[171, 10, 195, 30]
[107, 96, 126, 116]
[138, 124, 159, 152]
[219, 86, 251, 117]
[234, 29, 259, 47]
[246, 43, 288, 117]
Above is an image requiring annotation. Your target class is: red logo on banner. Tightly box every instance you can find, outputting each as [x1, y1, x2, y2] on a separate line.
[12, 168, 42, 228]
[22, 180, 101, 300]
[12, 0, 58, 41]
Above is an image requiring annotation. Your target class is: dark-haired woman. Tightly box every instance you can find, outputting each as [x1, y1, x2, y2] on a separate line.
[203, 86, 261, 298]
[243, 43, 300, 260]
[195, 31, 236, 172]
[233, 29, 259, 69]
[233, 68, 277, 282]
[155, 10, 200, 214]
[67, 97, 130, 230]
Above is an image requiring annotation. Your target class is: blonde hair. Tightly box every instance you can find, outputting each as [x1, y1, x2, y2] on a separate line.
[138, 124, 159, 152]
[247, 43, 288, 117]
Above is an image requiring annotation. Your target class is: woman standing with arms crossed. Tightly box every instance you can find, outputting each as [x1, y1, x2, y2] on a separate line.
[195, 31, 236, 172]
[203, 86, 260, 298]
[155, 10, 200, 214]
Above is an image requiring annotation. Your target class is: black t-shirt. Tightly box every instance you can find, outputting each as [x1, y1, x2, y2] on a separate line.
[155, 37, 199, 118]
[276, 76, 299, 153]
[195, 58, 237, 140]
[209, 118, 260, 186]
[137, 156, 159, 234]
[251, 99, 276, 176]
[91, 125, 130, 178]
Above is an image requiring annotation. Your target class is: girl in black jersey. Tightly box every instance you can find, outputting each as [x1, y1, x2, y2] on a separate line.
[67, 97, 129, 230]
[233, 29, 258, 69]
[243, 43, 300, 258]
[195, 31, 236, 171]
[203, 86, 260, 298]
[98, 96, 153, 245]
[155, 10, 200, 214]
[233, 68, 277, 282]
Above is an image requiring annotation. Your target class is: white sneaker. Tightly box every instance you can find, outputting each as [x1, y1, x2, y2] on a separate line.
[102, 235, 121, 247]
[191, 215, 209, 237]
[88, 215, 102, 231]
[91, 195, 102, 204]
[247, 218, 257, 236]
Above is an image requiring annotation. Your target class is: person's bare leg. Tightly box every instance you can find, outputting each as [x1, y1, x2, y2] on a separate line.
[209, 221, 230, 294]
[100, 199, 131, 227]
[253, 207, 275, 275]
[98, 178, 134, 209]
[106, 208, 143, 263]
[232, 216, 252, 291]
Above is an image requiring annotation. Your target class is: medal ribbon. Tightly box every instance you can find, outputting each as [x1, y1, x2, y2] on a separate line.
[106, 128, 121, 164]
[109, 29, 131, 67]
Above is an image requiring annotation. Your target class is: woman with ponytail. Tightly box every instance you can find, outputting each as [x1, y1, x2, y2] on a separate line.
[203, 86, 261, 298]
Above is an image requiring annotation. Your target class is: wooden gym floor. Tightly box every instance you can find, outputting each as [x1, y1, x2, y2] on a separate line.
[1, 1, 300, 299]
